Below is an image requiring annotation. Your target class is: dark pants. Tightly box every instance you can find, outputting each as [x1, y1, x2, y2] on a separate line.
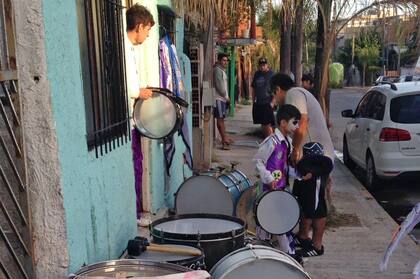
[131, 128, 143, 219]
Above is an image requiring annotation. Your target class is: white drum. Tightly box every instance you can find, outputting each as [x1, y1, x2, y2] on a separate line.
[255, 190, 300, 235]
[210, 245, 311, 279]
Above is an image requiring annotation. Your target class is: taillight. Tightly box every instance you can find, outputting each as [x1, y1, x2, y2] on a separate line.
[379, 128, 411, 142]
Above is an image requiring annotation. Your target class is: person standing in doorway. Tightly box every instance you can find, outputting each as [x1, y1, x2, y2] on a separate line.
[126, 4, 155, 226]
[213, 53, 233, 150]
[270, 73, 334, 257]
[252, 58, 275, 138]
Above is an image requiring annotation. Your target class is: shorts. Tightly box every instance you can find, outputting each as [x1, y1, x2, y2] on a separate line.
[252, 103, 275, 125]
[214, 100, 228, 119]
[292, 176, 328, 219]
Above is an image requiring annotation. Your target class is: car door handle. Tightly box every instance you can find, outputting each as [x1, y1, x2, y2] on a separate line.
[366, 128, 370, 131]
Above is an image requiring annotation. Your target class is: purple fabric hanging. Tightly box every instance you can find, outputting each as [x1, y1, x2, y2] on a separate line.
[131, 128, 143, 219]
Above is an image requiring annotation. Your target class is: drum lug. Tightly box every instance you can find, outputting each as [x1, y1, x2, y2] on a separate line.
[197, 231, 202, 248]
[231, 230, 236, 247]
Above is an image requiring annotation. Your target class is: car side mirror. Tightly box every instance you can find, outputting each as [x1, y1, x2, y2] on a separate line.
[341, 109, 354, 118]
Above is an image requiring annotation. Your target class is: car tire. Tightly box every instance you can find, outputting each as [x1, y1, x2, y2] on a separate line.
[365, 152, 379, 190]
[343, 136, 355, 170]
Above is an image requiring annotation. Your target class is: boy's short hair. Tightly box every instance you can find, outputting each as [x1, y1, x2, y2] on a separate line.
[269, 73, 295, 93]
[276, 104, 301, 125]
[126, 4, 155, 31]
[217, 53, 229, 61]
[302, 73, 314, 84]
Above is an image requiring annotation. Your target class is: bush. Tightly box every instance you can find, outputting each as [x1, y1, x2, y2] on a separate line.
[329, 63, 344, 88]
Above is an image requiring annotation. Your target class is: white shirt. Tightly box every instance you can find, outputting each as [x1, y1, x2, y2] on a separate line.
[285, 87, 335, 161]
[126, 42, 140, 113]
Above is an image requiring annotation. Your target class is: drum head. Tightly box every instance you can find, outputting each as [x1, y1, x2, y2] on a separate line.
[71, 260, 191, 278]
[235, 186, 259, 233]
[153, 217, 243, 235]
[133, 92, 179, 139]
[255, 191, 300, 235]
[176, 176, 233, 215]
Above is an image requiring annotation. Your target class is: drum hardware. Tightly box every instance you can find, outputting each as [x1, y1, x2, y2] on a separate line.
[127, 237, 201, 257]
[248, 244, 260, 259]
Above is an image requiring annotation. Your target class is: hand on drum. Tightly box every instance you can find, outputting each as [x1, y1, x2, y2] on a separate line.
[291, 148, 303, 166]
[270, 180, 277, 190]
[138, 88, 153, 99]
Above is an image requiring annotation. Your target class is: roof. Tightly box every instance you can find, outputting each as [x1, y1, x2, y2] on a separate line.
[373, 81, 420, 96]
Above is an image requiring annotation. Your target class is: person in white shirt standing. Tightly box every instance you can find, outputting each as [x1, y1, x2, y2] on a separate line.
[125, 4, 154, 226]
[270, 73, 334, 257]
[213, 53, 233, 150]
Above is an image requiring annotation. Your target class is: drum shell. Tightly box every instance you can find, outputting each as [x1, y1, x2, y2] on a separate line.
[127, 244, 206, 270]
[150, 214, 245, 270]
[210, 245, 311, 279]
[69, 259, 191, 278]
[217, 170, 252, 214]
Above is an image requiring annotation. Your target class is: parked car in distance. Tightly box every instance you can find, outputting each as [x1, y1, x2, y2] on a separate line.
[395, 75, 420, 83]
[341, 81, 420, 189]
[373, 76, 390, 85]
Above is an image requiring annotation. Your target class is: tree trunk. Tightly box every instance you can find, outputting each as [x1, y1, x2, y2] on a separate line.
[292, 0, 303, 85]
[362, 64, 366, 87]
[280, 7, 292, 74]
[314, 5, 325, 95]
[319, 41, 331, 121]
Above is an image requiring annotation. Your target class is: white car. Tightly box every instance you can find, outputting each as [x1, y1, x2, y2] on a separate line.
[342, 81, 420, 189]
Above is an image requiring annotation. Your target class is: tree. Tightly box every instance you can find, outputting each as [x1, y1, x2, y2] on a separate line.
[356, 43, 380, 86]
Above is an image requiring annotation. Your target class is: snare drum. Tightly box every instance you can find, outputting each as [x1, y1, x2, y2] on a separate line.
[210, 245, 311, 279]
[69, 259, 191, 278]
[133, 87, 187, 139]
[127, 244, 206, 270]
[254, 190, 300, 235]
[151, 214, 245, 270]
[175, 169, 251, 216]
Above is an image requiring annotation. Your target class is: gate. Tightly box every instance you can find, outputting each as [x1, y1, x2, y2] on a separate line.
[0, 0, 34, 278]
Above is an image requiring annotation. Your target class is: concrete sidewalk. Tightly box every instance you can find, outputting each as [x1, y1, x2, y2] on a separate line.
[215, 104, 419, 279]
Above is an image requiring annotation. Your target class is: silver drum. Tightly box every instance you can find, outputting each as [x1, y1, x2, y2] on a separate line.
[210, 245, 312, 279]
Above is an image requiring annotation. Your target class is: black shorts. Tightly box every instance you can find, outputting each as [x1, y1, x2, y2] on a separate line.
[252, 103, 275, 125]
[214, 100, 228, 119]
[293, 176, 328, 219]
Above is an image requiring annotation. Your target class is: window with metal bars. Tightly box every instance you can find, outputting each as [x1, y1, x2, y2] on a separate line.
[77, 0, 130, 157]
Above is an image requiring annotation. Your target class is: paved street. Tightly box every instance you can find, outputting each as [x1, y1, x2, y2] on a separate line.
[215, 99, 419, 279]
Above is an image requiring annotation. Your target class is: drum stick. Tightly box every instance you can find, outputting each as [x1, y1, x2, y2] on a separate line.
[147, 244, 202, 256]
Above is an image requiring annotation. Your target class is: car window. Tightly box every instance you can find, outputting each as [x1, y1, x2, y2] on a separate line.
[354, 93, 373, 118]
[366, 92, 386, 120]
[390, 94, 420, 123]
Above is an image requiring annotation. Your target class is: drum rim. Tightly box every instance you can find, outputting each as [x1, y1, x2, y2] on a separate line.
[72, 259, 191, 276]
[150, 213, 246, 241]
[174, 175, 235, 215]
[210, 244, 310, 278]
[254, 190, 301, 235]
[133, 92, 183, 140]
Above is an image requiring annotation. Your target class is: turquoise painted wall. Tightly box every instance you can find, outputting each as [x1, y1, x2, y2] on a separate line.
[42, 1, 137, 273]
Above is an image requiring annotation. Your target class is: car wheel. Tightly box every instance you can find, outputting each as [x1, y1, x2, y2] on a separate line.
[365, 153, 379, 190]
[343, 136, 355, 170]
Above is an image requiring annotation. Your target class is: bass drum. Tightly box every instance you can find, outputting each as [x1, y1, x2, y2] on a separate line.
[69, 259, 191, 278]
[254, 190, 300, 235]
[210, 245, 311, 279]
[175, 170, 251, 216]
[133, 87, 187, 140]
[235, 185, 260, 234]
[127, 244, 206, 270]
[150, 213, 245, 270]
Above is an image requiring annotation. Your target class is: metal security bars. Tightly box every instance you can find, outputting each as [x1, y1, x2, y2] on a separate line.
[81, 0, 130, 157]
[0, 0, 34, 278]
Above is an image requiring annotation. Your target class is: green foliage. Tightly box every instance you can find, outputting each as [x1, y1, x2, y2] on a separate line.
[329, 63, 344, 88]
